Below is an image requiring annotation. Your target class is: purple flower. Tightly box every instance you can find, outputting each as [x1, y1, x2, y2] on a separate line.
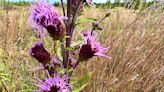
[28, 0, 65, 39]
[79, 31, 111, 61]
[36, 75, 70, 92]
[29, 41, 51, 64]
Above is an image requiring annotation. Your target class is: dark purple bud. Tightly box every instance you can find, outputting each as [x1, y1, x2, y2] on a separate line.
[46, 22, 65, 40]
[29, 41, 51, 64]
[79, 44, 96, 60]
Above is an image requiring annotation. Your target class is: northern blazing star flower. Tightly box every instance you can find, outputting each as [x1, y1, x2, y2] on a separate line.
[28, 0, 65, 40]
[79, 31, 111, 61]
[29, 41, 51, 64]
[36, 75, 70, 92]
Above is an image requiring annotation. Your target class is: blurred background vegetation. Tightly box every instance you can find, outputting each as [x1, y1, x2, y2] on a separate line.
[0, 0, 158, 9]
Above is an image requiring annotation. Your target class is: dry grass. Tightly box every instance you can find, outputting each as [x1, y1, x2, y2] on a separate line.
[0, 5, 164, 92]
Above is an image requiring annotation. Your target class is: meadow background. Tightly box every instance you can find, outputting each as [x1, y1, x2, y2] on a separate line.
[0, 0, 164, 92]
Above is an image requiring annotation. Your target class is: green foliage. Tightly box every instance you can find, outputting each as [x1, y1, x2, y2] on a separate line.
[0, 61, 10, 82]
[134, 0, 141, 10]
[70, 38, 83, 48]
[15, 1, 30, 6]
[72, 84, 88, 92]
[58, 68, 67, 75]
[97, 0, 155, 10]
[3, 0, 156, 10]
[76, 17, 97, 26]
[3, 1, 60, 7]
[55, 40, 63, 61]
[71, 72, 92, 92]
[142, 1, 154, 9]
[0, 57, 13, 91]
[53, 2, 60, 7]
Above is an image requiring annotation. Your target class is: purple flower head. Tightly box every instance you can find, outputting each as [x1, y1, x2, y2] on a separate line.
[28, 0, 65, 39]
[29, 41, 51, 64]
[36, 75, 70, 92]
[79, 31, 111, 61]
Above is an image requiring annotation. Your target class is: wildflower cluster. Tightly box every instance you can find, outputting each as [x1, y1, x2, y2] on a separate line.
[28, 0, 110, 91]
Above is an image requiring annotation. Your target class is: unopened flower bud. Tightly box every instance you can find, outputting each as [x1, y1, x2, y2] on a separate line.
[29, 41, 51, 64]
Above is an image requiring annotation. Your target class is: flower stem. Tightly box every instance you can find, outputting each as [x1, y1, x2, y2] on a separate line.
[64, 0, 84, 69]
[91, 13, 111, 35]
[60, 0, 66, 16]
[71, 0, 84, 33]
[1, 80, 9, 92]
[68, 59, 80, 83]
[63, 0, 74, 70]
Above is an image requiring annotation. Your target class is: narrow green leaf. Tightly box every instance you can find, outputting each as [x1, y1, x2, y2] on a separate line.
[55, 41, 63, 61]
[70, 39, 83, 48]
[71, 72, 92, 86]
[65, 47, 73, 51]
[79, 17, 97, 23]
[58, 68, 66, 75]
[72, 83, 88, 92]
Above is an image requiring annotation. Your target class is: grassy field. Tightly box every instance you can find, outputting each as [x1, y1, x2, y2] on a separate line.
[0, 5, 164, 92]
